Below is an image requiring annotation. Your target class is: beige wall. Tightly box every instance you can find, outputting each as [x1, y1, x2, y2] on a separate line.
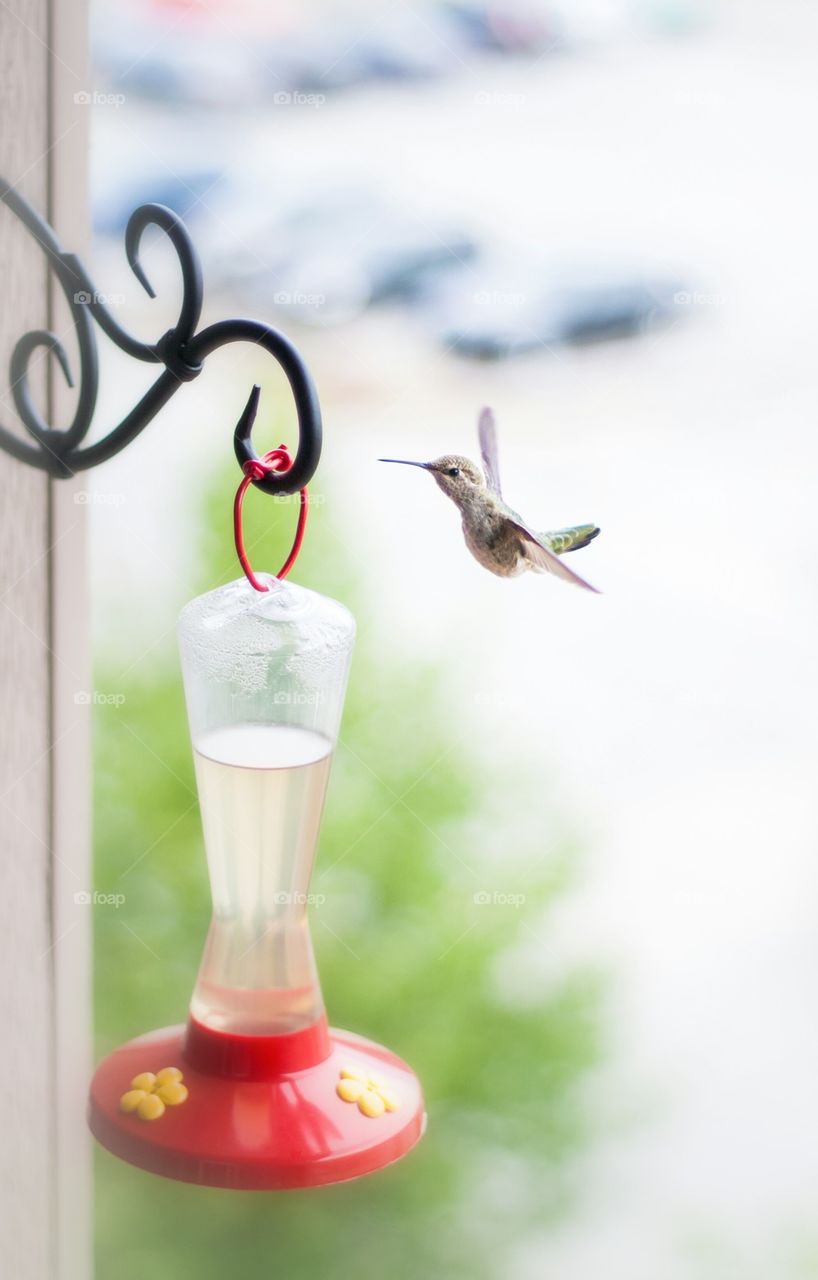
[0, 2, 91, 1277]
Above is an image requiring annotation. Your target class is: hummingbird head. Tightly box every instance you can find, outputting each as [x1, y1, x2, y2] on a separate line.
[379, 454, 485, 504]
[425, 455, 485, 501]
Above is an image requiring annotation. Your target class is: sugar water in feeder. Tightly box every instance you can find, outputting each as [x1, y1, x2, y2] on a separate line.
[189, 723, 331, 1034]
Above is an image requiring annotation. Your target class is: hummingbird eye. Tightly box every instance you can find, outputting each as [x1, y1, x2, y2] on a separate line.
[447, 466, 460, 477]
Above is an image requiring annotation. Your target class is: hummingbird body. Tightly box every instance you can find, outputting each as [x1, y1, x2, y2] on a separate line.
[380, 411, 600, 591]
[452, 470, 534, 577]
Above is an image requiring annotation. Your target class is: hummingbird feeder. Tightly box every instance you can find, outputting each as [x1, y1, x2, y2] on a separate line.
[0, 179, 425, 1189]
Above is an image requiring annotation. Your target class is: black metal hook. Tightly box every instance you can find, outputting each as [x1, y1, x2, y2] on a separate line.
[0, 178, 322, 495]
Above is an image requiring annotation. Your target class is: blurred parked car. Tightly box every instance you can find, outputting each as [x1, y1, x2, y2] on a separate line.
[96, 4, 481, 107]
[208, 188, 478, 325]
[420, 258, 682, 358]
[258, 10, 465, 95]
[441, 0, 563, 53]
[92, 165, 223, 235]
[94, 13, 273, 106]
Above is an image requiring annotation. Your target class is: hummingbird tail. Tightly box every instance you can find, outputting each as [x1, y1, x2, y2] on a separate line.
[541, 525, 601, 555]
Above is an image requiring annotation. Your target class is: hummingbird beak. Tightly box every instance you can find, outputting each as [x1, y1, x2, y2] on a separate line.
[378, 459, 431, 469]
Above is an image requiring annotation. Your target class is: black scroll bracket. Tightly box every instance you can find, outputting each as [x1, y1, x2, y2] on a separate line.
[0, 177, 321, 496]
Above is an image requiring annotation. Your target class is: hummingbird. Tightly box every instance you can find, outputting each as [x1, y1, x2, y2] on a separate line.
[380, 408, 600, 591]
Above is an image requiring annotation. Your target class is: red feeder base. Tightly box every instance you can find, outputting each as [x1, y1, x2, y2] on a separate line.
[89, 1016, 425, 1189]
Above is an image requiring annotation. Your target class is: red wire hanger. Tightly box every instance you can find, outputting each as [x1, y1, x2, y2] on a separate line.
[233, 444, 308, 591]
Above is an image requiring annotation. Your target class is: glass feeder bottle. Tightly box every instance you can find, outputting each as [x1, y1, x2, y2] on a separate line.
[179, 574, 352, 1039]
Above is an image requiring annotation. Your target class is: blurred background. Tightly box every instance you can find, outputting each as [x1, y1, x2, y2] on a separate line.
[82, 0, 818, 1276]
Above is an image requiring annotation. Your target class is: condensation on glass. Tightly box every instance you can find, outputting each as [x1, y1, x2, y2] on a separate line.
[178, 574, 355, 1035]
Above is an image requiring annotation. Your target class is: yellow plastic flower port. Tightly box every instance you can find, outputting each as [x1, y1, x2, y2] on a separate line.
[119, 1066, 189, 1121]
[336, 1066, 400, 1118]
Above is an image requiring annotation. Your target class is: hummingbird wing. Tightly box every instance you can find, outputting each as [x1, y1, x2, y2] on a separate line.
[478, 407, 502, 495]
[507, 519, 600, 593]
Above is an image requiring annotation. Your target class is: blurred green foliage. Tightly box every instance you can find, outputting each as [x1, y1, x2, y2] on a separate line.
[93, 462, 603, 1280]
